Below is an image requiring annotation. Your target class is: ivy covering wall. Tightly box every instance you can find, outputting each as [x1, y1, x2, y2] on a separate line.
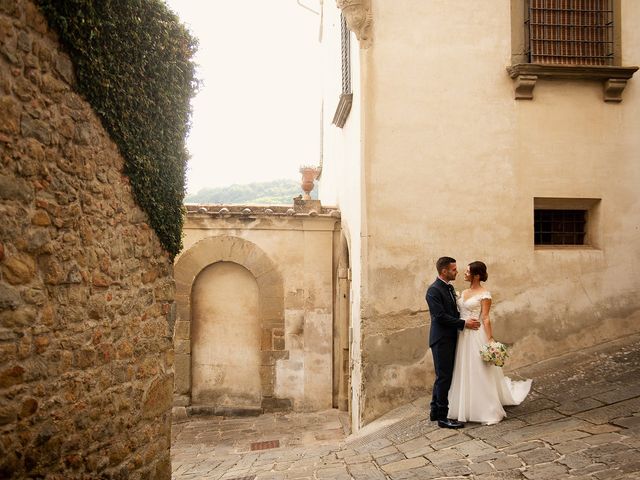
[36, 0, 198, 256]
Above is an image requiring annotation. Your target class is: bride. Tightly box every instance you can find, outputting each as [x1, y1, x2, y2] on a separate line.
[448, 261, 532, 425]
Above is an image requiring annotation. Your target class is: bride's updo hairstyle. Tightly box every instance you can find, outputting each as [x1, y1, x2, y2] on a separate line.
[469, 261, 488, 282]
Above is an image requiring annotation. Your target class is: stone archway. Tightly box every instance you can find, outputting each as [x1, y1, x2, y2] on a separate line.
[173, 236, 289, 413]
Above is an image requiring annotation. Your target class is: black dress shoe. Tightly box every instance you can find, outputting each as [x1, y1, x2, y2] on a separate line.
[437, 418, 464, 429]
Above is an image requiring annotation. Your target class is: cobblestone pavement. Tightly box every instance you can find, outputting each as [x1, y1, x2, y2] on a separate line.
[172, 334, 640, 479]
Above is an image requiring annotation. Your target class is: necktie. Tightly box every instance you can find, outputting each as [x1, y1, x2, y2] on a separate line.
[447, 284, 458, 311]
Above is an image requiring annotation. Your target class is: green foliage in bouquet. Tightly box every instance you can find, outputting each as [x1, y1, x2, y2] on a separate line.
[36, 0, 198, 256]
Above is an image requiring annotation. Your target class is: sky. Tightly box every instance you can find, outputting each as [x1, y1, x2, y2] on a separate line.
[163, 0, 323, 194]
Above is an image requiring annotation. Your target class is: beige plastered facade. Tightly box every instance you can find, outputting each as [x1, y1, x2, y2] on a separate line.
[320, 0, 640, 430]
[172, 203, 347, 416]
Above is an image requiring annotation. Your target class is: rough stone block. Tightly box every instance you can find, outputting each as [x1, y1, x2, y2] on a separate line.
[173, 394, 190, 407]
[261, 296, 284, 320]
[174, 339, 190, 355]
[174, 321, 190, 340]
[143, 374, 174, 419]
[174, 354, 191, 395]
[0, 95, 20, 134]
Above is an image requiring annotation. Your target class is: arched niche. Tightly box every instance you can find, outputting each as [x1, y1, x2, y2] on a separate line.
[173, 235, 288, 413]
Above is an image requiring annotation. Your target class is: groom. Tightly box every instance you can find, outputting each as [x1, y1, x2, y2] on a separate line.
[426, 256, 480, 429]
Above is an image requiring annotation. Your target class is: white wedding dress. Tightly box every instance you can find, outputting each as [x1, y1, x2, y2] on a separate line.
[448, 291, 532, 424]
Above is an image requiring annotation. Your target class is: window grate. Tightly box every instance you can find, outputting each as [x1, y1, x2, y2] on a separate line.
[534, 209, 587, 245]
[527, 0, 614, 65]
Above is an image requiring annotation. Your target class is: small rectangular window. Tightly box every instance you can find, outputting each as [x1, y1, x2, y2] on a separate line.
[533, 198, 601, 248]
[534, 209, 587, 245]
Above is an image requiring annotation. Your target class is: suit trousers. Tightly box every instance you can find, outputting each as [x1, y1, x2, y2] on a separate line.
[430, 336, 457, 420]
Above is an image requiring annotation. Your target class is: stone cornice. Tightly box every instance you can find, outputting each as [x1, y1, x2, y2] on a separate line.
[507, 63, 639, 102]
[337, 0, 372, 48]
[185, 204, 341, 219]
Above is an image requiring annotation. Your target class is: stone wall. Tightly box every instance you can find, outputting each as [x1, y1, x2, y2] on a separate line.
[0, 1, 175, 478]
[174, 203, 340, 415]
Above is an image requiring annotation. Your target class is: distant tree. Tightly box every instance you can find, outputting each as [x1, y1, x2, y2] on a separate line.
[185, 179, 317, 205]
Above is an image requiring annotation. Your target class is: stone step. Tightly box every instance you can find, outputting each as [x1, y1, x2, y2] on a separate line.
[187, 405, 263, 417]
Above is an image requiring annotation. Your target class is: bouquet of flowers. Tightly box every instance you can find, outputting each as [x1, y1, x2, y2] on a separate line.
[480, 340, 509, 367]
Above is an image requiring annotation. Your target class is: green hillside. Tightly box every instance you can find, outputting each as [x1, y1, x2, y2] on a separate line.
[185, 179, 317, 205]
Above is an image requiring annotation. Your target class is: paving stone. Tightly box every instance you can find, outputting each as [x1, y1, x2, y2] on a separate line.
[476, 450, 507, 462]
[396, 436, 433, 458]
[492, 455, 523, 471]
[503, 440, 545, 455]
[396, 436, 428, 454]
[354, 436, 393, 453]
[507, 397, 559, 417]
[517, 408, 567, 425]
[574, 397, 640, 425]
[387, 418, 436, 444]
[431, 432, 472, 449]
[568, 462, 610, 477]
[484, 436, 512, 449]
[555, 397, 605, 415]
[517, 447, 559, 465]
[522, 462, 570, 479]
[592, 469, 626, 479]
[375, 452, 406, 466]
[371, 445, 399, 458]
[387, 465, 442, 480]
[469, 461, 495, 475]
[380, 456, 428, 474]
[314, 465, 351, 479]
[592, 383, 640, 405]
[583, 432, 627, 445]
[347, 461, 386, 480]
[612, 415, 640, 429]
[438, 459, 472, 476]
[425, 427, 459, 442]
[425, 448, 465, 465]
[467, 419, 528, 441]
[579, 423, 622, 434]
[343, 453, 372, 465]
[454, 439, 498, 458]
[552, 439, 591, 454]
[335, 449, 357, 459]
[476, 472, 527, 480]
[539, 429, 591, 444]
[501, 418, 590, 444]
[559, 451, 601, 470]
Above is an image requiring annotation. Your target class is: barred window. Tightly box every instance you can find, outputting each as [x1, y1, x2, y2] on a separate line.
[534, 209, 587, 245]
[526, 0, 614, 65]
[341, 14, 351, 95]
[332, 14, 353, 128]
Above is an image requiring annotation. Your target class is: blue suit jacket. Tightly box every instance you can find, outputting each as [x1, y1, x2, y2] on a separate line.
[426, 278, 465, 347]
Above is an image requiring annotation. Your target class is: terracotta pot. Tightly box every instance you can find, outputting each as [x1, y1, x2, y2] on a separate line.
[299, 167, 319, 200]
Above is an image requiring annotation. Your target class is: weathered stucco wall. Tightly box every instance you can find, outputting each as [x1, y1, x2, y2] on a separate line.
[319, 0, 365, 431]
[0, 2, 175, 477]
[173, 204, 339, 414]
[323, 0, 640, 426]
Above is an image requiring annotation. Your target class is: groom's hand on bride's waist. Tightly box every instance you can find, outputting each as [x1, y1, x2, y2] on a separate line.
[464, 318, 481, 330]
